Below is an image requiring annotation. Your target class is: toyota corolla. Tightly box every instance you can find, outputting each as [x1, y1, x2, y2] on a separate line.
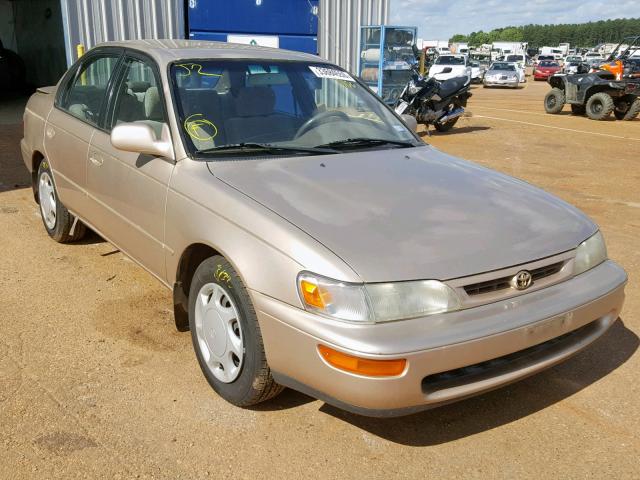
[21, 40, 627, 417]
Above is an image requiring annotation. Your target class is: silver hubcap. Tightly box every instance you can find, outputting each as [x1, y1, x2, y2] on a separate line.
[194, 283, 244, 383]
[38, 171, 57, 230]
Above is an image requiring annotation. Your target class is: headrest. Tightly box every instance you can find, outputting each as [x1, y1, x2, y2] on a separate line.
[127, 81, 151, 93]
[144, 87, 162, 120]
[235, 87, 275, 117]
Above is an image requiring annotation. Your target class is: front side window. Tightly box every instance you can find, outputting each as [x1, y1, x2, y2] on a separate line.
[110, 57, 166, 136]
[60, 54, 120, 126]
[170, 60, 420, 156]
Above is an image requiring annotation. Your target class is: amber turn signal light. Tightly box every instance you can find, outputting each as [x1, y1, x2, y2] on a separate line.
[300, 279, 331, 309]
[318, 345, 406, 377]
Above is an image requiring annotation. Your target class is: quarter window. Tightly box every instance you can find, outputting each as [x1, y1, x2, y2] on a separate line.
[61, 55, 120, 126]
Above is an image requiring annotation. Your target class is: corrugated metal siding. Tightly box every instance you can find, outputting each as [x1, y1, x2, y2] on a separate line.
[318, 0, 389, 74]
[60, 0, 185, 66]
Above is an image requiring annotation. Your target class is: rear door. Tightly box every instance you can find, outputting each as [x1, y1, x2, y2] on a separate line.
[86, 51, 174, 281]
[46, 49, 123, 218]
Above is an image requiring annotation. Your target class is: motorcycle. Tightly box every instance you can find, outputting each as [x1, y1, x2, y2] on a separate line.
[394, 65, 472, 132]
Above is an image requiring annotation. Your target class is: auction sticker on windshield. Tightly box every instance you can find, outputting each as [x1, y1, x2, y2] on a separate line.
[309, 66, 355, 82]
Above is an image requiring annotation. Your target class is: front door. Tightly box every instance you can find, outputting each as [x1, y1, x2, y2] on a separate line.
[86, 54, 174, 281]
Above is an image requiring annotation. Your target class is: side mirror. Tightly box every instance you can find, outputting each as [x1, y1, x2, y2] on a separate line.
[401, 114, 418, 132]
[442, 67, 453, 74]
[111, 122, 174, 161]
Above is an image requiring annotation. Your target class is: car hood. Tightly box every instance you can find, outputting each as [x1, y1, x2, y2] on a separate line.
[430, 65, 467, 73]
[208, 146, 596, 282]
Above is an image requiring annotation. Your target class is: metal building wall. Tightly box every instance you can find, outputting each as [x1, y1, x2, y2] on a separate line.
[318, 0, 389, 74]
[59, 0, 185, 66]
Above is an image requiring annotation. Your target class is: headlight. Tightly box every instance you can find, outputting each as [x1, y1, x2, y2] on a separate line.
[297, 272, 461, 323]
[408, 81, 420, 95]
[574, 231, 607, 276]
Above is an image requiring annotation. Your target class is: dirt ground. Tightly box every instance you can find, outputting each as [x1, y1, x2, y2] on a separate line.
[0, 80, 639, 479]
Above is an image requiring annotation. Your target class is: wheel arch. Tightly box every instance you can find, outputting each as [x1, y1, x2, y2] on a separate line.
[31, 150, 45, 203]
[548, 76, 565, 90]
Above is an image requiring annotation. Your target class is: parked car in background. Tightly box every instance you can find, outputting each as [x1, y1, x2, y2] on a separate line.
[536, 54, 555, 65]
[564, 55, 584, 64]
[483, 62, 520, 88]
[428, 54, 471, 81]
[586, 57, 606, 70]
[469, 60, 485, 83]
[534, 60, 562, 80]
[564, 61, 588, 75]
[21, 40, 627, 417]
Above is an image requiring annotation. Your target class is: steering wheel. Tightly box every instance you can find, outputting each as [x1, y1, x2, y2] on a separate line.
[294, 110, 350, 139]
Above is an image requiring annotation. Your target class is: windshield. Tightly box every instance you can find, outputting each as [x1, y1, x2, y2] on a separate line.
[566, 56, 582, 62]
[506, 55, 522, 62]
[539, 61, 559, 67]
[490, 63, 516, 71]
[435, 56, 465, 65]
[170, 60, 419, 156]
[538, 56, 554, 61]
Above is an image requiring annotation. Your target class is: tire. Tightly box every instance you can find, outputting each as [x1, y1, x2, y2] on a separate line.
[434, 117, 459, 132]
[615, 98, 640, 121]
[188, 255, 283, 407]
[570, 104, 586, 115]
[586, 92, 615, 120]
[544, 88, 565, 114]
[36, 160, 86, 243]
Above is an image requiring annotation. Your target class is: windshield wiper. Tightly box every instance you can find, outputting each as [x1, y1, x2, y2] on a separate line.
[314, 138, 416, 150]
[197, 142, 337, 156]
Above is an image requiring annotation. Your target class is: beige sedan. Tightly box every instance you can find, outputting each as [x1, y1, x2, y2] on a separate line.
[21, 40, 626, 417]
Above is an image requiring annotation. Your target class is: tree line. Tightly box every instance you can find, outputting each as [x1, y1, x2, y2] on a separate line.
[449, 18, 640, 48]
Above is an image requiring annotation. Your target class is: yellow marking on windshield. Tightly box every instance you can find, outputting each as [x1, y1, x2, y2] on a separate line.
[184, 113, 218, 141]
[175, 63, 222, 77]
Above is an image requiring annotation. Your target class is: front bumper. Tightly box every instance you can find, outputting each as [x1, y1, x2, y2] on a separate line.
[484, 77, 519, 87]
[254, 260, 626, 417]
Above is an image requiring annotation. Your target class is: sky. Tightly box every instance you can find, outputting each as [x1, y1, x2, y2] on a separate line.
[389, 0, 639, 41]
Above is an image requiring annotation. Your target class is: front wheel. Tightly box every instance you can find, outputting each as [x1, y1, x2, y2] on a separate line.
[544, 88, 565, 114]
[36, 160, 86, 243]
[188, 255, 283, 407]
[586, 92, 614, 120]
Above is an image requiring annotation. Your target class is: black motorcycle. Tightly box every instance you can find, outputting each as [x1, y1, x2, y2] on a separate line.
[394, 66, 472, 132]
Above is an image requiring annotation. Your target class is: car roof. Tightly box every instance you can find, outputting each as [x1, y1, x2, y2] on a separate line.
[92, 39, 322, 65]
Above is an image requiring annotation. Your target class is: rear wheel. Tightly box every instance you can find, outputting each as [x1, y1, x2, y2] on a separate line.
[434, 117, 459, 132]
[36, 160, 86, 243]
[544, 88, 565, 114]
[570, 104, 586, 115]
[188, 255, 283, 407]
[586, 92, 615, 120]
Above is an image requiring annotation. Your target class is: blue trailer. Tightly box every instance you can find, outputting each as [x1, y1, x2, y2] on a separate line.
[187, 0, 319, 55]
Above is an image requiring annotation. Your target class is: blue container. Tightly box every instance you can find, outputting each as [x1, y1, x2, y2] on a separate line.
[188, 0, 319, 55]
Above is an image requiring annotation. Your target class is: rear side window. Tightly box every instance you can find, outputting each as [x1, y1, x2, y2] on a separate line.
[59, 55, 120, 126]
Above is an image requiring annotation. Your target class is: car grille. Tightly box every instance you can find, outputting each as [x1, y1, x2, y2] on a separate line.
[463, 261, 564, 296]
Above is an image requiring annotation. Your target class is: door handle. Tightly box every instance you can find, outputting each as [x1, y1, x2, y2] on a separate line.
[89, 154, 103, 166]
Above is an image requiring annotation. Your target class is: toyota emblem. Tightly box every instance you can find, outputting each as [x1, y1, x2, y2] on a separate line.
[511, 270, 533, 290]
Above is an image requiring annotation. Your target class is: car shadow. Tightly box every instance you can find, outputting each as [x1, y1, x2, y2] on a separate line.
[316, 318, 637, 446]
[0, 122, 31, 193]
[419, 126, 491, 137]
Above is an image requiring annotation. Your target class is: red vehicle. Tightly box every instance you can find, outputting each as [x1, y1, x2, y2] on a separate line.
[534, 60, 562, 80]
